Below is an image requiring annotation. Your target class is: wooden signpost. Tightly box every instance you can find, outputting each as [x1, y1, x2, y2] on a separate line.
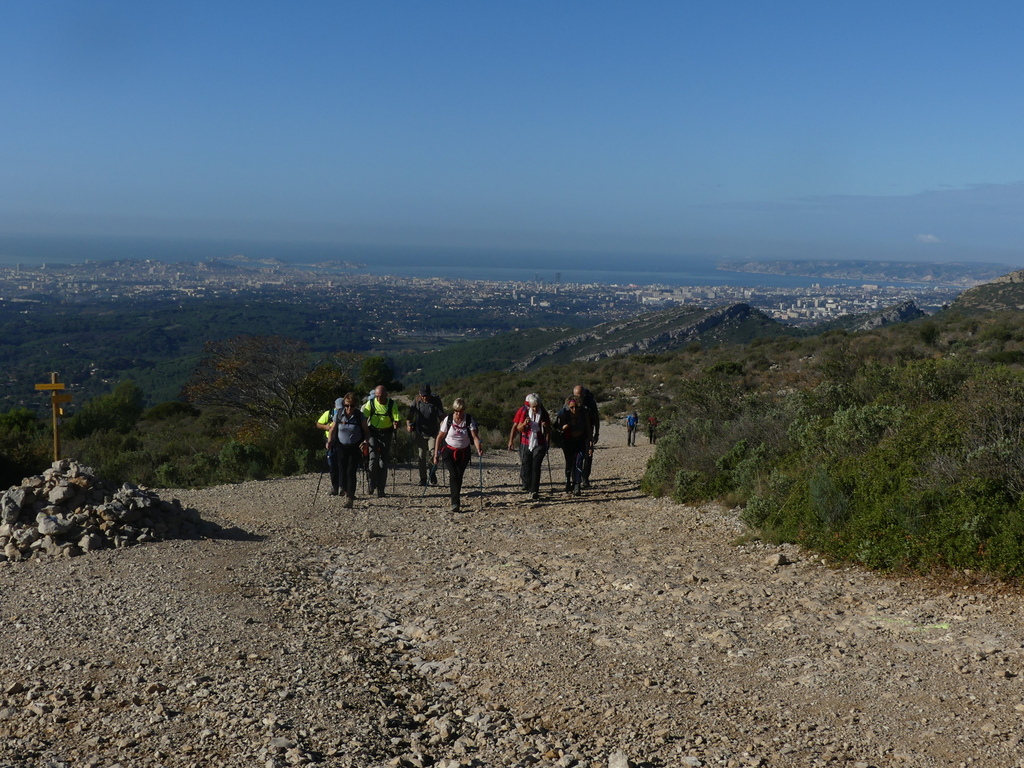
[34, 372, 72, 462]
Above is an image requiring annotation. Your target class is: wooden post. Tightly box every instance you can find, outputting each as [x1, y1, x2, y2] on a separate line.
[34, 373, 72, 462]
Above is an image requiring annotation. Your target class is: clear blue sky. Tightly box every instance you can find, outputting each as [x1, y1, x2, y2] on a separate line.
[3, 1, 1024, 265]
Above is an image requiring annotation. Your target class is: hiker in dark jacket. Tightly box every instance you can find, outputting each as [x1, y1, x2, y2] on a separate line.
[553, 396, 591, 496]
[407, 384, 445, 486]
[573, 385, 600, 488]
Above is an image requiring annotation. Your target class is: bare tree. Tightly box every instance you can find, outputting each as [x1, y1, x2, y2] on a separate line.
[183, 336, 352, 427]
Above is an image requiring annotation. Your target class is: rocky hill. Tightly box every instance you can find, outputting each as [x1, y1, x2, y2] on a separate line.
[947, 268, 1024, 312]
[812, 299, 927, 333]
[510, 303, 790, 371]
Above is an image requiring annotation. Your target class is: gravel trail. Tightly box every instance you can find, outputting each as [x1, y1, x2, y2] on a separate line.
[2, 423, 1022, 768]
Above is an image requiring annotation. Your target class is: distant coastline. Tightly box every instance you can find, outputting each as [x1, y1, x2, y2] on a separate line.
[719, 259, 1016, 288]
[0, 233, 1010, 290]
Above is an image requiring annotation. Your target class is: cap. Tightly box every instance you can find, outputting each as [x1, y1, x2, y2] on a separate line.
[419, 384, 432, 396]
[335, 398, 345, 409]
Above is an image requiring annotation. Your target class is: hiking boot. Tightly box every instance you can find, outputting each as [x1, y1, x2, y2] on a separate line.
[450, 504, 461, 514]
[531, 492, 540, 500]
[564, 482, 572, 494]
[430, 476, 439, 486]
[418, 479, 427, 487]
[329, 488, 339, 496]
[581, 479, 590, 490]
[377, 490, 386, 498]
[343, 495, 354, 509]
[573, 484, 582, 496]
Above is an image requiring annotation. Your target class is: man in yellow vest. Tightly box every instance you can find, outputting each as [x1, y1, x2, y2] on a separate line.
[362, 384, 402, 497]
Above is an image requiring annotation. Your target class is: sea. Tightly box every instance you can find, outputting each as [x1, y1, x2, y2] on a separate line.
[0, 233, 929, 290]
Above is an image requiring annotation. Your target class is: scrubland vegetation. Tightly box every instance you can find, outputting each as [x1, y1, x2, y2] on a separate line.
[8, 300, 1024, 578]
[638, 310, 1024, 578]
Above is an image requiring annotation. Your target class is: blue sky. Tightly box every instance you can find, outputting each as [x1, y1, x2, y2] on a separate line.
[3, 2, 1024, 265]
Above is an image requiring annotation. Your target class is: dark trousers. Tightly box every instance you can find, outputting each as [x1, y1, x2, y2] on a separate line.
[561, 438, 585, 488]
[520, 444, 546, 494]
[368, 429, 393, 495]
[441, 445, 471, 508]
[337, 443, 362, 497]
[326, 447, 342, 493]
[413, 433, 438, 484]
[581, 446, 594, 482]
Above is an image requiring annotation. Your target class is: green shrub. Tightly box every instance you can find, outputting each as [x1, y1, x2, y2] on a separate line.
[0, 408, 50, 487]
[65, 381, 145, 438]
[143, 401, 199, 421]
[640, 430, 685, 497]
[217, 440, 268, 483]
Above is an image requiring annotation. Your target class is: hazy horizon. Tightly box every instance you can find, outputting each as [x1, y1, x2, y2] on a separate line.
[4, 4, 1024, 264]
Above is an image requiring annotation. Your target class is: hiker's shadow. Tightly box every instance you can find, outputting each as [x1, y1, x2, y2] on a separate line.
[206, 524, 267, 542]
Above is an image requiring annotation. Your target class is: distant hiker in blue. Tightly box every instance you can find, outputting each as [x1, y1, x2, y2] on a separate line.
[625, 411, 638, 446]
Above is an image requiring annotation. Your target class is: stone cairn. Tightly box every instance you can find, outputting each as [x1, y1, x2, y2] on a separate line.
[0, 459, 213, 562]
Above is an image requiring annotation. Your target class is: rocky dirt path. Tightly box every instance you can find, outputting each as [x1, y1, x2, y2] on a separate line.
[3, 423, 1024, 767]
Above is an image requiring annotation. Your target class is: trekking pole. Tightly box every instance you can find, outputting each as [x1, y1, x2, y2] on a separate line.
[312, 468, 325, 512]
[478, 453, 484, 511]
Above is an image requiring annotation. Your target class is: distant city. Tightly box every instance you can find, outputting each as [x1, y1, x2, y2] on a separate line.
[0, 256, 969, 327]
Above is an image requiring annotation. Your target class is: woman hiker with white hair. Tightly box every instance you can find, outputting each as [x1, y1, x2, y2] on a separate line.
[433, 398, 484, 513]
[507, 393, 551, 500]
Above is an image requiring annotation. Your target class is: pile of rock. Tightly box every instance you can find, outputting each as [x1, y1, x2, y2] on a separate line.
[0, 459, 213, 562]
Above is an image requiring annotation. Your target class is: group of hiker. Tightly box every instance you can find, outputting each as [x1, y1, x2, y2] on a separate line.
[625, 411, 658, 445]
[315, 382, 606, 512]
[507, 384, 600, 499]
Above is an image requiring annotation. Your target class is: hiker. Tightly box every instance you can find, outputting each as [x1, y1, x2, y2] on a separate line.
[554, 396, 592, 496]
[507, 393, 551, 500]
[573, 385, 600, 488]
[625, 411, 639, 446]
[316, 393, 369, 508]
[433, 397, 483, 513]
[407, 384, 445, 486]
[647, 415, 659, 444]
[362, 384, 402, 497]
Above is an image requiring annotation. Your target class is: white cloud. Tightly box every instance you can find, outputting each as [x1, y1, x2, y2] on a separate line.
[916, 233, 941, 244]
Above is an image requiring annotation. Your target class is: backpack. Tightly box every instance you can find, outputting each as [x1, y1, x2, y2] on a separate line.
[365, 396, 398, 427]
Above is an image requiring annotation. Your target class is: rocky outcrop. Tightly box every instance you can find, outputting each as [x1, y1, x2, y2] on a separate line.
[511, 303, 766, 370]
[854, 299, 926, 330]
[0, 459, 214, 561]
[990, 269, 1024, 284]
